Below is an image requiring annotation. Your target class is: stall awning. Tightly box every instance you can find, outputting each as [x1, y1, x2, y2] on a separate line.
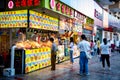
[104, 27, 113, 32]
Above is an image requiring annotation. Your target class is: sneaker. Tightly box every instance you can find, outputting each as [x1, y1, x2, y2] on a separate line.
[85, 73, 90, 76]
[103, 67, 105, 70]
[108, 67, 111, 70]
[77, 73, 83, 76]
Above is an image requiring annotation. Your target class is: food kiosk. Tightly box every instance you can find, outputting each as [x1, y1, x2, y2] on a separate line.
[0, 0, 82, 75]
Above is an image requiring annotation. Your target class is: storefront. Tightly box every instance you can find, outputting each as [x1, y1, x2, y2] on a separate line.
[0, 0, 78, 75]
[94, 2, 103, 42]
[83, 17, 94, 41]
[108, 13, 120, 45]
[44, 0, 76, 62]
[72, 11, 85, 58]
[0, 9, 59, 74]
[102, 9, 109, 41]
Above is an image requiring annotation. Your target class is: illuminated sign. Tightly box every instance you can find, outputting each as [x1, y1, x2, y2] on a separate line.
[8, 1, 14, 9]
[29, 10, 58, 31]
[46, 0, 74, 17]
[0, 10, 28, 28]
[94, 9, 102, 21]
[50, 0, 55, 9]
[56, 2, 73, 16]
[75, 11, 85, 24]
[7, 0, 40, 9]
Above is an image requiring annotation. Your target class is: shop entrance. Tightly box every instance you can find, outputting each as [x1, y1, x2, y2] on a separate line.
[0, 35, 10, 54]
[95, 30, 102, 43]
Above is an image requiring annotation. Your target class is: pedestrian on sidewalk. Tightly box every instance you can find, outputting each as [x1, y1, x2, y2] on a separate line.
[100, 38, 111, 70]
[94, 40, 97, 56]
[90, 40, 94, 56]
[69, 37, 74, 64]
[50, 37, 58, 71]
[77, 34, 90, 76]
[97, 38, 100, 55]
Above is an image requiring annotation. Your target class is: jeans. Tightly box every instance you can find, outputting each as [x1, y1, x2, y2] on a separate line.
[70, 50, 74, 63]
[91, 52, 94, 56]
[97, 48, 100, 55]
[94, 48, 97, 55]
[51, 51, 56, 70]
[79, 51, 88, 74]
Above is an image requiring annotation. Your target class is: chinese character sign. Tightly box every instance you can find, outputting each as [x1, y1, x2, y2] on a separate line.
[7, 0, 40, 9]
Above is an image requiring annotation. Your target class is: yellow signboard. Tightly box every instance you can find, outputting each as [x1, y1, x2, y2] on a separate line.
[29, 10, 58, 31]
[25, 47, 51, 73]
[0, 10, 28, 28]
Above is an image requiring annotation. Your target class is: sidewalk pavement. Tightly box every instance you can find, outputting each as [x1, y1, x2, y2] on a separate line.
[0, 52, 120, 80]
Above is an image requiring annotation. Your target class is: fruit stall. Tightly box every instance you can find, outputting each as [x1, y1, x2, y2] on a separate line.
[0, 0, 83, 75]
[0, 9, 59, 74]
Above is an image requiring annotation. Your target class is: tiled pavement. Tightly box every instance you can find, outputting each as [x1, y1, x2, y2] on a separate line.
[0, 52, 120, 80]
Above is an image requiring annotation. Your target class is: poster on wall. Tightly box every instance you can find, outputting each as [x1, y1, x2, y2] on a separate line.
[29, 10, 59, 31]
[59, 19, 65, 30]
[0, 10, 28, 28]
[64, 19, 73, 31]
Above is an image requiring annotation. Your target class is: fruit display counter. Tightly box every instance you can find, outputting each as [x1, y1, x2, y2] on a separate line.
[14, 47, 51, 74]
[25, 47, 51, 73]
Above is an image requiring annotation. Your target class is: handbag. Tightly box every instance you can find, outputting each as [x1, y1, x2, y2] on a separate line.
[85, 52, 92, 59]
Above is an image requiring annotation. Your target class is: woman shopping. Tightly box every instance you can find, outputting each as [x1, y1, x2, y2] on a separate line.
[69, 37, 74, 64]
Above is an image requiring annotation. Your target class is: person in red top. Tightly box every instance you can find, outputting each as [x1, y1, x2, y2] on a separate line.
[90, 40, 94, 56]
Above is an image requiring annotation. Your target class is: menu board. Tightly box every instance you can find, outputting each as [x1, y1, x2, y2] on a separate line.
[73, 20, 82, 32]
[29, 10, 58, 31]
[0, 10, 28, 28]
[59, 19, 65, 30]
[56, 45, 65, 62]
[25, 47, 51, 73]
